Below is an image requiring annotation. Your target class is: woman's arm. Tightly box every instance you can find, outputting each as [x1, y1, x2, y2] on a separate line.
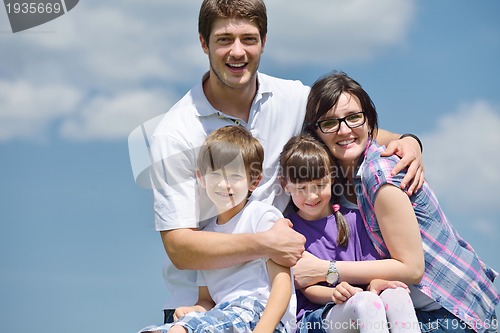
[294, 185, 424, 288]
[337, 184, 424, 285]
[253, 260, 292, 333]
[162, 218, 305, 270]
[293, 251, 330, 289]
[372, 184, 425, 282]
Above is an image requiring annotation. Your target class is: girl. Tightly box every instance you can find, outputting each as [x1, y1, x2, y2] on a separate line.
[279, 134, 420, 333]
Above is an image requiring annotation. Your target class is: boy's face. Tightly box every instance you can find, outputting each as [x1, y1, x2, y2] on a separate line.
[200, 17, 266, 90]
[200, 161, 258, 216]
[285, 176, 333, 221]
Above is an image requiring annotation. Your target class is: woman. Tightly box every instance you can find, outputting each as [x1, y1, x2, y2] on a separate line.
[298, 71, 499, 333]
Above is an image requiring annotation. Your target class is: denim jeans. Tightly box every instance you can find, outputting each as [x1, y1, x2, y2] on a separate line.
[416, 307, 498, 333]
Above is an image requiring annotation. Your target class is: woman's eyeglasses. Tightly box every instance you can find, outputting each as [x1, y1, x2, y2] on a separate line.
[315, 111, 366, 134]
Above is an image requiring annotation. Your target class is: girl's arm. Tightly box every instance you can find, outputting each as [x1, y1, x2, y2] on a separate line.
[367, 279, 409, 295]
[301, 283, 363, 306]
[301, 284, 335, 306]
[253, 260, 292, 333]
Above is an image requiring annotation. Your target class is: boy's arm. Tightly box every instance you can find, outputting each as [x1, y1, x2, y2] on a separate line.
[162, 219, 305, 270]
[253, 260, 293, 333]
[375, 129, 424, 195]
[173, 286, 215, 321]
[195, 286, 215, 312]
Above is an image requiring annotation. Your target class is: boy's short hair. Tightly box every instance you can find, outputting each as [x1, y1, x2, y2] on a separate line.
[197, 126, 264, 182]
[198, 0, 268, 44]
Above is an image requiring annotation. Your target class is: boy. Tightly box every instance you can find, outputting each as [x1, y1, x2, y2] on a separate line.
[141, 126, 295, 333]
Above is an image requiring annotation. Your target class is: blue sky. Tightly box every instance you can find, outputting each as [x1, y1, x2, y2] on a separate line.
[1, 1, 499, 332]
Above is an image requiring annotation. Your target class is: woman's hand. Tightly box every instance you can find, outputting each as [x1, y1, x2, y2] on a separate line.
[367, 279, 409, 295]
[293, 251, 329, 289]
[331, 281, 363, 305]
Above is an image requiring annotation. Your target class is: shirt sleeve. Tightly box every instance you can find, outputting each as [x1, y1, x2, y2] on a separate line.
[196, 270, 206, 287]
[253, 203, 284, 233]
[150, 133, 215, 231]
[362, 155, 407, 205]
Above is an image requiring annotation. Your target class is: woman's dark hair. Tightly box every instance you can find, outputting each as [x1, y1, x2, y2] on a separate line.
[303, 71, 378, 140]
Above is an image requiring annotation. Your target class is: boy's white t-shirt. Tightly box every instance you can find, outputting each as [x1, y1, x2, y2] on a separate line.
[198, 200, 296, 331]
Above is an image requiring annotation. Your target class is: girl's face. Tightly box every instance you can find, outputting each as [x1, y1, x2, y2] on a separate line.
[285, 176, 332, 221]
[316, 92, 369, 170]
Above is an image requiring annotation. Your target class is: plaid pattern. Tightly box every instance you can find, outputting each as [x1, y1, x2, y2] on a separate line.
[354, 141, 500, 333]
[139, 296, 286, 333]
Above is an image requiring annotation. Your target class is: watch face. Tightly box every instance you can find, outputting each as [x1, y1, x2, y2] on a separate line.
[326, 272, 338, 285]
[326, 261, 339, 285]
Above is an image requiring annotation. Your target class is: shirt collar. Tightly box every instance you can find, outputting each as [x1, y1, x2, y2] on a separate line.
[355, 140, 385, 179]
[193, 71, 271, 118]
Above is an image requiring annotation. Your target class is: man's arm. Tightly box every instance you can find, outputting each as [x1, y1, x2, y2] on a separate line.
[151, 133, 304, 271]
[162, 218, 305, 270]
[375, 129, 425, 195]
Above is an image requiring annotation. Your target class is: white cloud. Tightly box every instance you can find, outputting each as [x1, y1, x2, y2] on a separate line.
[59, 89, 174, 141]
[0, 0, 415, 142]
[422, 101, 500, 237]
[0, 80, 82, 141]
[266, 0, 416, 65]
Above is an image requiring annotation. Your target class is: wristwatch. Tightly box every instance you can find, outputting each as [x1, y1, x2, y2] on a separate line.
[325, 260, 340, 286]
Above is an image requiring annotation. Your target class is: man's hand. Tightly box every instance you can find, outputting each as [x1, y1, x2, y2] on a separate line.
[265, 218, 305, 267]
[293, 251, 329, 289]
[367, 279, 409, 295]
[331, 281, 363, 305]
[380, 136, 424, 195]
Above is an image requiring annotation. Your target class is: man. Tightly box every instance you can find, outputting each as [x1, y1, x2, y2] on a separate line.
[145, 0, 424, 325]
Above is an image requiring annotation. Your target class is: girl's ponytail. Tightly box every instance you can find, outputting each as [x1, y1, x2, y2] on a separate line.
[332, 200, 350, 247]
